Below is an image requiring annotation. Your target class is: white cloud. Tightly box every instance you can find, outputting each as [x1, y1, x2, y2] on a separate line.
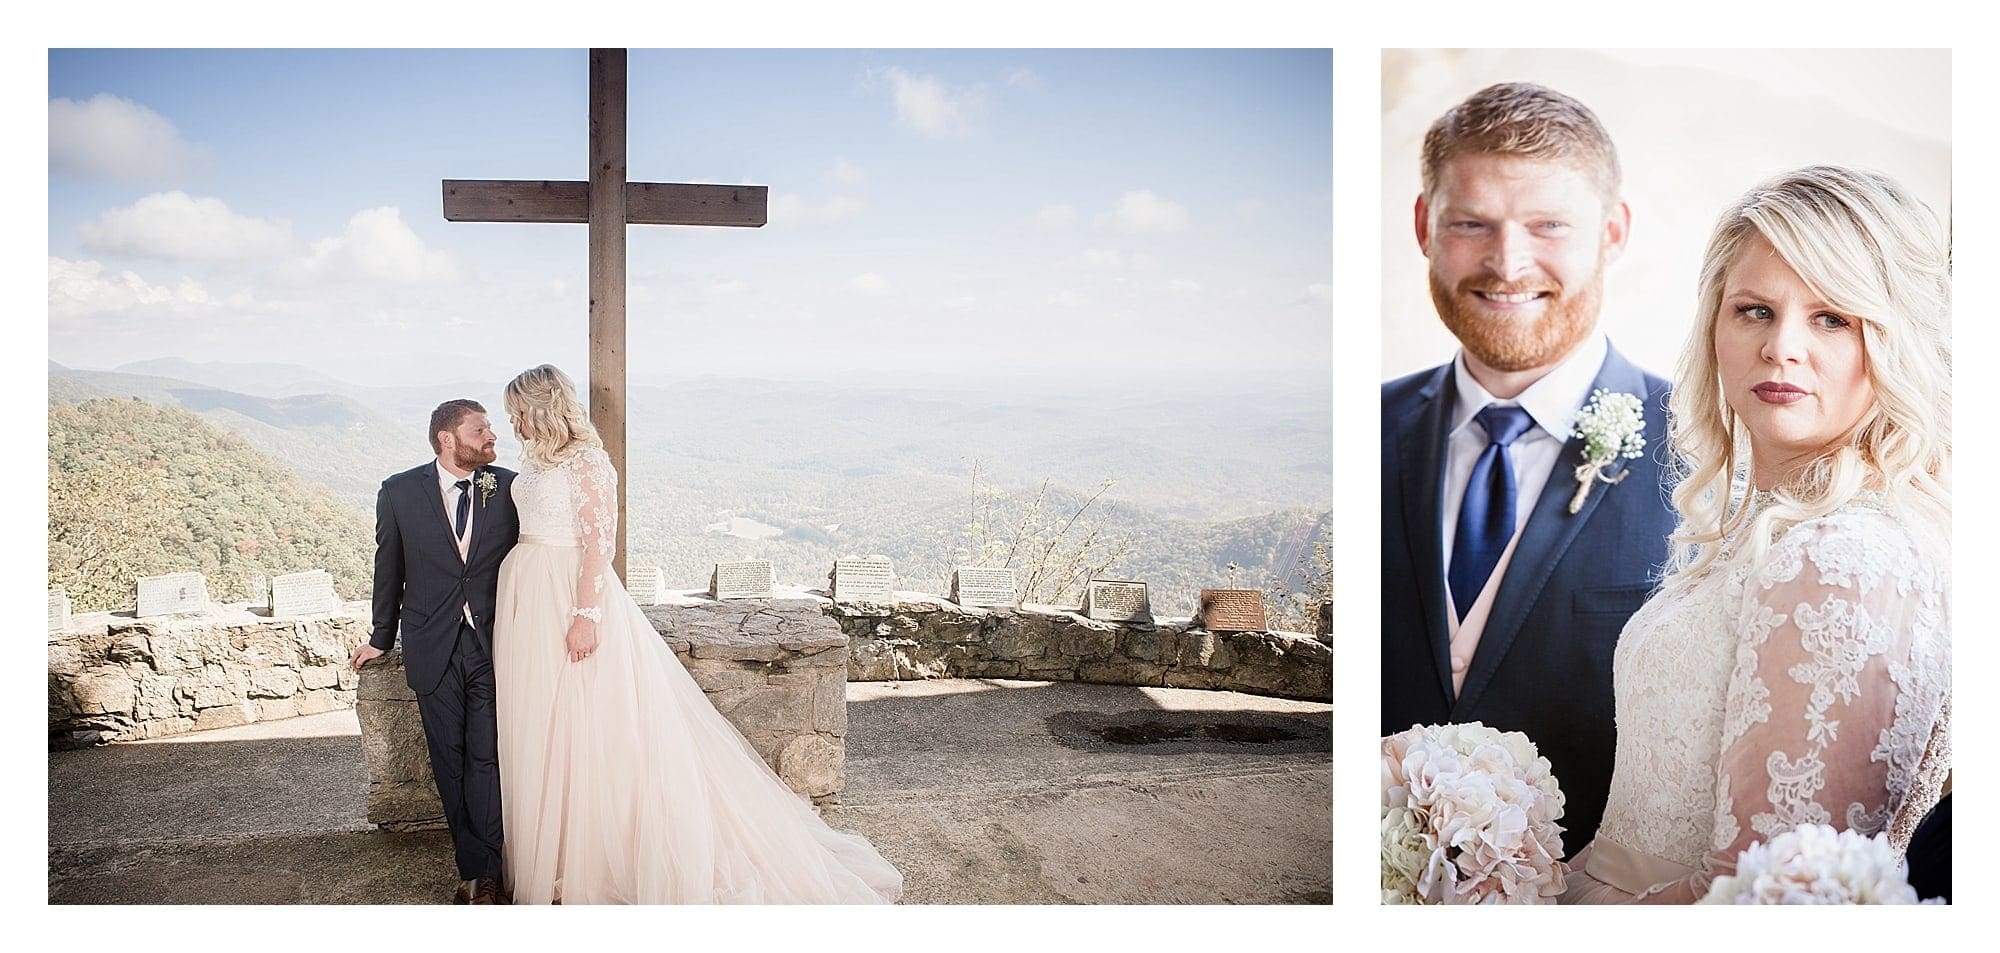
[1064, 248, 1126, 270]
[48, 256, 213, 320]
[1048, 290, 1083, 309]
[849, 272, 889, 293]
[1036, 205, 1078, 231]
[1168, 279, 1204, 296]
[1307, 283, 1331, 303]
[770, 193, 864, 227]
[1006, 68, 1040, 91]
[49, 94, 209, 181]
[877, 67, 985, 138]
[710, 278, 748, 295]
[78, 191, 293, 261]
[285, 207, 461, 285]
[1097, 190, 1190, 234]
[831, 158, 866, 186]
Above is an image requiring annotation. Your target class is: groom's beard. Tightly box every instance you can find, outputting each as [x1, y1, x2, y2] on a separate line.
[453, 443, 498, 470]
[1429, 259, 1605, 373]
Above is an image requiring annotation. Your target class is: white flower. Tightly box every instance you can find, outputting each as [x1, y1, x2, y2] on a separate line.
[1381, 721, 1568, 904]
[1567, 389, 1646, 514]
[1698, 824, 1925, 904]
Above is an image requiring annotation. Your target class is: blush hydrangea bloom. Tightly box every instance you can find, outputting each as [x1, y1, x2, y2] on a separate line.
[1698, 824, 1925, 905]
[1381, 722, 1567, 904]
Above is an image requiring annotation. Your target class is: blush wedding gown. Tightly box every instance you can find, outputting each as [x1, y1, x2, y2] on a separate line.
[1561, 493, 1950, 903]
[492, 446, 903, 904]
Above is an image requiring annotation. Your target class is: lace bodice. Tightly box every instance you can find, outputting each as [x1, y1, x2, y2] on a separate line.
[1592, 497, 1950, 902]
[511, 446, 618, 622]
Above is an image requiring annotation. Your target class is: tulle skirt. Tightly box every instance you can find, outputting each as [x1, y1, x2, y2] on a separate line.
[492, 537, 903, 904]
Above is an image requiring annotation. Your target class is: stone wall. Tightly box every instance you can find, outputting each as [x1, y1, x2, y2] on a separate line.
[357, 591, 851, 830]
[829, 594, 1331, 702]
[48, 603, 368, 744]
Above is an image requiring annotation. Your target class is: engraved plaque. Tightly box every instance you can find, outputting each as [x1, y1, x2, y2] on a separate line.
[270, 570, 339, 617]
[1198, 588, 1267, 633]
[831, 556, 894, 603]
[47, 588, 70, 632]
[951, 566, 1018, 608]
[1083, 578, 1151, 623]
[709, 559, 775, 600]
[625, 565, 664, 606]
[136, 572, 210, 618]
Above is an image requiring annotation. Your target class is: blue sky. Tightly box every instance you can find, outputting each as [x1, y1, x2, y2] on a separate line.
[49, 49, 1331, 388]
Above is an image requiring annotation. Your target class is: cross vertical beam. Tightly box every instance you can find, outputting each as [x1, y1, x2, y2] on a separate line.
[588, 48, 629, 580]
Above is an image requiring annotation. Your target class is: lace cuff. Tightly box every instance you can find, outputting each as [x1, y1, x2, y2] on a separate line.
[571, 606, 602, 622]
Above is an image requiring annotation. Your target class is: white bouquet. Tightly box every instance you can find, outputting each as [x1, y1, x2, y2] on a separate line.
[1699, 824, 1926, 904]
[1381, 721, 1567, 904]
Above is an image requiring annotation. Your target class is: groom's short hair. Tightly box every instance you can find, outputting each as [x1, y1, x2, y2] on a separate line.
[1421, 82, 1621, 205]
[428, 399, 487, 454]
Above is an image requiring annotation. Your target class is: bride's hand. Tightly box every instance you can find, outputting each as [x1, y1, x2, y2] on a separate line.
[566, 616, 599, 662]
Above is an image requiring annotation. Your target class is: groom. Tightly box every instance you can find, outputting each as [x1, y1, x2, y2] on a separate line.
[1380, 83, 1675, 857]
[348, 399, 520, 904]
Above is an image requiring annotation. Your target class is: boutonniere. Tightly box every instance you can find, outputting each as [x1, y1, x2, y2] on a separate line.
[475, 470, 499, 507]
[1568, 388, 1646, 514]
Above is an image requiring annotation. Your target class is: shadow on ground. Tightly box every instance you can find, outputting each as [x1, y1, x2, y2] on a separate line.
[50, 679, 1330, 904]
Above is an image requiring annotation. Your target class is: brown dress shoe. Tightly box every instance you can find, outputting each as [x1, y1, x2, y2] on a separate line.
[470, 876, 509, 905]
[451, 879, 475, 905]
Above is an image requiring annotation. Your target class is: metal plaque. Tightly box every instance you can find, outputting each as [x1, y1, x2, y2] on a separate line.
[1083, 578, 1151, 623]
[136, 572, 210, 618]
[625, 565, 665, 606]
[48, 588, 70, 632]
[831, 556, 894, 603]
[709, 559, 775, 600]
[270, 570, 339, 617]
[1198, 588, 1267, 633]
[951, 567, 1018, 608]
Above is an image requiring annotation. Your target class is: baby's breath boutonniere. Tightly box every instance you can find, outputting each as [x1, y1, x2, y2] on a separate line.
[1568, 389, 1646, 514]
[475, 471, 499, 507]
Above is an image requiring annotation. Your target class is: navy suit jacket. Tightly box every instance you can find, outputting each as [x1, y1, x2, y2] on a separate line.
[1381, 344, 1675, 857]
[369, 461, 520, 695]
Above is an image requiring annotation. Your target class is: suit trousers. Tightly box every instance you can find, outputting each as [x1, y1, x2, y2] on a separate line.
[414, 620, 504, 882]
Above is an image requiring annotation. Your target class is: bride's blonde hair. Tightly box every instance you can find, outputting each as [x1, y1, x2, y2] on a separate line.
[1666, 166, 1950, 581]
[505, 364, 602, 469]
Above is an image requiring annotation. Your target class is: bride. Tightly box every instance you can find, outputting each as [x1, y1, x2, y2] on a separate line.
[491, 364, 903, 904]
[1561, 166, 1951, 903]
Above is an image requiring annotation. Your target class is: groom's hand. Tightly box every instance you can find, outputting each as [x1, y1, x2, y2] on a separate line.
[349, 644, 383, 672]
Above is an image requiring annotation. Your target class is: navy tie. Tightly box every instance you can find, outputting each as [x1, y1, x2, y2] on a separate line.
[1448, 405, 1535, 621]
[453, 479, 472, 541]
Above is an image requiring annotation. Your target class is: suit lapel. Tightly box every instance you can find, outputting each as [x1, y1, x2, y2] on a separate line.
[419, 461, 463, 562]
[1452, 346, 1649, 716]
[1395, 365, 1459, 706]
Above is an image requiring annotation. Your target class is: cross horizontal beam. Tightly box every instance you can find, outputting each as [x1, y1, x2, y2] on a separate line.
[442, 179, 768, 227]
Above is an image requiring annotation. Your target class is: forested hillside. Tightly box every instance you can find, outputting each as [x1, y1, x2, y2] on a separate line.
[48, 397, 373, 613]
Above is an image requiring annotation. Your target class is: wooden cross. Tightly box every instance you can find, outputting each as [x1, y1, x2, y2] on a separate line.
[443, 48, 767, 579]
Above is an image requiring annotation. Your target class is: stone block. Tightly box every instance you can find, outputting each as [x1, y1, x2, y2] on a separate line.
[256, 696, 302, 721]
[813, 668, 847, 735]
[712, 674, 815, 734]
[71, 671, 135, 715]
[135, 675, 179, 721]
[1078, 659, 1168, 687]
[194, 702, 253, 731]
[777, 734, 843, 798]
[107, 632, 153, 666]
[300, 665, 341, 690]
[1056, 623, 1119, 660]
[1177, 631, 1235, 670]
[192, 685, 237, 710]
[248, 667, 301, 698]
[297, 688, 346, 715]
[846, 639, 899, 681]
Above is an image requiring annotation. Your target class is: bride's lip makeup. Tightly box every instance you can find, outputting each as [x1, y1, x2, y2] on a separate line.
[1752, 381, 1809, 404]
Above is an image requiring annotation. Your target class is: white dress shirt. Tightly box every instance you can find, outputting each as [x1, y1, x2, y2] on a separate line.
[437, 460, 476, 626]
[1439, 332, 1607, 692]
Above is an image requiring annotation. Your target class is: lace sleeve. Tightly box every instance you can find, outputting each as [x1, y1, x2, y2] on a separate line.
[1630, 513, 1949, 903]
[565, 447, 618, 624]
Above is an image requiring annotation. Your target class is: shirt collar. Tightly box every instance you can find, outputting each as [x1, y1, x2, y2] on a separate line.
[1449, 332, 1609, 441]
[437, 458, 476, 491]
